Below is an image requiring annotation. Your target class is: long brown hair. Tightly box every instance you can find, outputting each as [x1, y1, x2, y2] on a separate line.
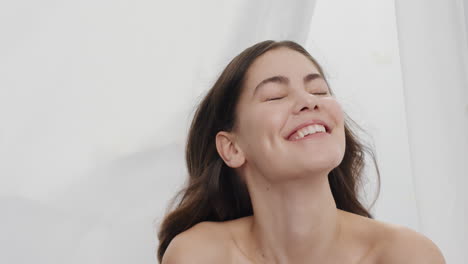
[156, 40, 381, 262]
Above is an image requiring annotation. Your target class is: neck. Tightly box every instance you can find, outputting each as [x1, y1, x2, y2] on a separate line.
[245, 171, 343, 264]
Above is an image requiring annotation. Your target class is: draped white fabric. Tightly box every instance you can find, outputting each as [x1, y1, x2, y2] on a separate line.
[0, 0, 466, 263]
[395, 0, 468, 262]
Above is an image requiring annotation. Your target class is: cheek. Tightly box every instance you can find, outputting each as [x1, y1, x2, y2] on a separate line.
[235, 107, 265, 150]
[262, 106, 287, 129]
[326, 99, 346, 148]
[238, 105, 287, 157]
[246, 103, 287, 132]
[323, 98, 345, 124]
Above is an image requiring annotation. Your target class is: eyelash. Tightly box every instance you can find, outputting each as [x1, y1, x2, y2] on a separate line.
[267, 92, 328, 101]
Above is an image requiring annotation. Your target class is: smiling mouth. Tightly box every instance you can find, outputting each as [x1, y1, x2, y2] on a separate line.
[286, 124, 331, 141]
[285, 121, 332, 141]
[287, 131, 329, 141]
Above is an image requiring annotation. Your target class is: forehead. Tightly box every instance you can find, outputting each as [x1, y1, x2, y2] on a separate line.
[245, 48, 320, 85]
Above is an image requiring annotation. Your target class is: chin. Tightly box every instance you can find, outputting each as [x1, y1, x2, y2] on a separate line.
[302, 153, 344, 172]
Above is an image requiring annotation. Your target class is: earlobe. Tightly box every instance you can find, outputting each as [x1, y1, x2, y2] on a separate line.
[215, 131, 245, 168]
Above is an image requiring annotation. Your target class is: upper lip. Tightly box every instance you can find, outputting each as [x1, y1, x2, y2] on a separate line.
[285, 119, 331, 140]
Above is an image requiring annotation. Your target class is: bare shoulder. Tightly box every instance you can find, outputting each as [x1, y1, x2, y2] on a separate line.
[161, 221, 230, 264]
[338, 210, 445, 264]
[373, 223, 446, 264]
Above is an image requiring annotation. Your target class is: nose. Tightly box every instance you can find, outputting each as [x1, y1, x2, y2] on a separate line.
[292, 90, 320, 114]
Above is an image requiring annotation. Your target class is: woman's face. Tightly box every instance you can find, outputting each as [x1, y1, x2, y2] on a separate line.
[233, 47, 346, 181]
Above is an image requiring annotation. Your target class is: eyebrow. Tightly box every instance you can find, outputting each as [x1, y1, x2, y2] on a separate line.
[253, 73, 324, 96]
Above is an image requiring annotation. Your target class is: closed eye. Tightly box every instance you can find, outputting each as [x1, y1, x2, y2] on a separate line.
[267, 97, 284, 101]
[266, 92, 328, 101]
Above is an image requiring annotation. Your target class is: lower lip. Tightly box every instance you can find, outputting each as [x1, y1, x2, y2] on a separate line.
[288, 132, 329, 142]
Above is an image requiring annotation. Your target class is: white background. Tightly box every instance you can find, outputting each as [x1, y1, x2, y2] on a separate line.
[1, 0, 466, 263]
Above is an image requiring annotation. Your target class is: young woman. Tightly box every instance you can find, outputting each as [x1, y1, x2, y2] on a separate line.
[157, 40, 445, 263]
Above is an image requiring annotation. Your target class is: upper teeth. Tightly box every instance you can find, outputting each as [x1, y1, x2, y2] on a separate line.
[290, 124, 326, 140]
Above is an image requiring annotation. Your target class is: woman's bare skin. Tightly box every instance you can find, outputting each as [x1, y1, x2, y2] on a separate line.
[161, 47, 445, 264]
[225, 209, 381, 263]
[163, 208, 445, 263]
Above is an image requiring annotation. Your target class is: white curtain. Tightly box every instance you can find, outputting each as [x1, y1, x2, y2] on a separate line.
[0, 0, 466, 263]
[395, 0, 468, 262]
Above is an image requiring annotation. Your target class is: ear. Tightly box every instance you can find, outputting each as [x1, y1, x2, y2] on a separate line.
[215, 131, 245, 168]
